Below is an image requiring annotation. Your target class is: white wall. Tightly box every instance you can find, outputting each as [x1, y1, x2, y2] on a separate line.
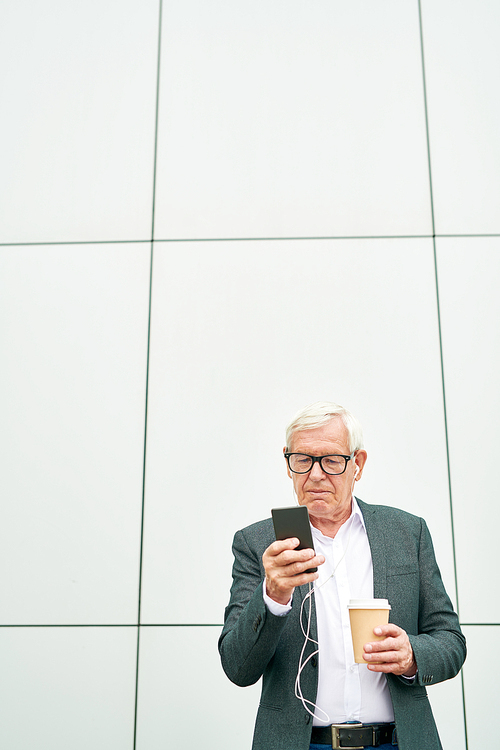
[1, 1, 498, 748]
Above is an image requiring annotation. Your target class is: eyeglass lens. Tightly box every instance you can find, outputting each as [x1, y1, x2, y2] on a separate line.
[288, 454, 348, 475]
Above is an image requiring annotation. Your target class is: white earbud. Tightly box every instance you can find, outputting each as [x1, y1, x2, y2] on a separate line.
[354, 465, 360, 477]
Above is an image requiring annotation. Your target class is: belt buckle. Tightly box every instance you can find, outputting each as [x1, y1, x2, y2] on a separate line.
[331, 723, 364, 750]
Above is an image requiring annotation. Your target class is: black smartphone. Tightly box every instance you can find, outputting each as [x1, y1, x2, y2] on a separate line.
[271, 505, 317, 573]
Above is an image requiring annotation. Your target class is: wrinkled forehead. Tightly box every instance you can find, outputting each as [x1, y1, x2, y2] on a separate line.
[288, 417, 349, 453]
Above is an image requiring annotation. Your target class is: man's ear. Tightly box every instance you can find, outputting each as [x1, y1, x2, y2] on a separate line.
[283, 446, 292, 479]
[354, 450, 367, 480]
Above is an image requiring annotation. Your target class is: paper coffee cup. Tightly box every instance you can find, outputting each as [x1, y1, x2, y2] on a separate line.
[348, 599, 391, 664]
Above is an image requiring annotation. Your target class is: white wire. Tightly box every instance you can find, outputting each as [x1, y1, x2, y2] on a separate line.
[294, 583, 329, 721]
[293, 471, 358, 722]
[294, 518, 354, 721]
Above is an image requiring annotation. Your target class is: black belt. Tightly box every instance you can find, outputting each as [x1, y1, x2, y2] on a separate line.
[311, 723, 396, 749]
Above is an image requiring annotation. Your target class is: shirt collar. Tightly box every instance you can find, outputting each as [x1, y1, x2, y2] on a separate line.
[352, 496, 366, 531]
[310, 496, 366, 543]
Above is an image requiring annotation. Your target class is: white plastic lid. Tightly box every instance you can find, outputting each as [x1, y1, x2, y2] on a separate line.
[348, 598, 391, 609]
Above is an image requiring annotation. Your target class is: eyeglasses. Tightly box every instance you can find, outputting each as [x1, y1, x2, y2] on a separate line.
[284, 451, 355, 475]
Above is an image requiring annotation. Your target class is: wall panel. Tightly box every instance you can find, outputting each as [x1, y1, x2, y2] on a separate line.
[427, 675, 466, 750]
[141, 238, 456, 624]
[461, 625, 497, 750]
[0, 627, 137, 750]
[136, 625, 260, 750]
[421, 0, 500, 233]
[0, 244, 150, 624]
[154, 0, 431, 239]
[0, 0, 159, 244]
[436, 237, 500, 623]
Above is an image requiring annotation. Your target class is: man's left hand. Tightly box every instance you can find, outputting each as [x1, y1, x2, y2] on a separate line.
[363, 623, 417, 677]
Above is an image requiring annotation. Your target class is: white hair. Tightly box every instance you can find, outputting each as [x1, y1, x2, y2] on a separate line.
[285, 401, 364, 453]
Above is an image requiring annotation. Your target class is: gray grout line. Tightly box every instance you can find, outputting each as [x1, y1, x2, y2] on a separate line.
[1, 233, 499, 248]
[0, 623, 224, 628]
[132, 2, 164, 747]
[1, 622, 496, 628]
[418, 3, 468, 748]
[133, 242, 153, 750]
[152, 235, 434, 242]
[433, 250, 461, 613]
[0, 239, 148, 247]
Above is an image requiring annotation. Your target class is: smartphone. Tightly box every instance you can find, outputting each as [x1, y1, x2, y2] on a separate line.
[271, 505, 317, 573]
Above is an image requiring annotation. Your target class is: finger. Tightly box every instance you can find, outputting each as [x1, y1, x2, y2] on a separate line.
[263, 541, 301, 572]
[266, 565, 320, 601]
[281, 547, 323, 565]
[281, 568, 320, 586]
[372, 623, 402, 638]
[364, 636, 401, 653]
[285, 553, 324, 576]
[266, 538, 302, 557]
[366, 653, 413, 675]
[271, 549, 325, 573]
[366, 660, 403, 674]
[270, 555, 323, 582]
[279, 545, 315, 561]
[363, 649, 399, 664]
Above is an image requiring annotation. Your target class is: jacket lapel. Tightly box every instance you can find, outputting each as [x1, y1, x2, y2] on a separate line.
[357, 499, 387, 600]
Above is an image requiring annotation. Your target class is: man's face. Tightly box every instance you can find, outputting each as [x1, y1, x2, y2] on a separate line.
[284, 418, 367, 526]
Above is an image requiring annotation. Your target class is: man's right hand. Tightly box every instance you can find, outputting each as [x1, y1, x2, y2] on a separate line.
[262, 538, 325, 605]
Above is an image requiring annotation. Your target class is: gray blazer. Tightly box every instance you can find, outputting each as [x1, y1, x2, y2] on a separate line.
[219, 499, 466, 750]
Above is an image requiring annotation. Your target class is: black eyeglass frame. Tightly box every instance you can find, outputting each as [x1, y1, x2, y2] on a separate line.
[284, 451, 356, 475]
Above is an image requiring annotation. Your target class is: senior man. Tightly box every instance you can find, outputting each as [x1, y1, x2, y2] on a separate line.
[219, 402, 466, 750]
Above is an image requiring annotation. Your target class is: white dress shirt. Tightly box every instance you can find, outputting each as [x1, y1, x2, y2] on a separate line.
[264, 499, 394, 726]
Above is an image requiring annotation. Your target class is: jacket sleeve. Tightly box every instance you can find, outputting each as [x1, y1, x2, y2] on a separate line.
[218, 527, 291, 687]
[399, 518, 466, 688]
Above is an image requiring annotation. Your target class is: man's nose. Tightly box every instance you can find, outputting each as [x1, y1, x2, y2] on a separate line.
[309, 459, 326, 479]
